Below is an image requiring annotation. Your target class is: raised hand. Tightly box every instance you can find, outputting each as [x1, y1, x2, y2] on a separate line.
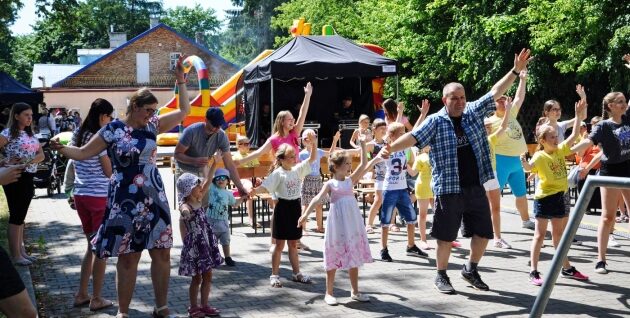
[304, 82, 313, 95]
[513, 48, 533, 72]
[420, 99, 430, 116]
[397, 102, 405, 114]
[174, 55, 188, 82]
[575, 99, 587, 121]
[333, 130, 341, 141]
[576, 84, 587, 101]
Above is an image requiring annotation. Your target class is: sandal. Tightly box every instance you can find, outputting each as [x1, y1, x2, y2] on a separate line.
[270, 275, 283, 288]
[389, 224, 400, 232]
[73, 296, 91, 307]
[187, 306, 205, 318]
[365, 225, 374, 234]
[152, 305, 177, 318]
[200, 305, 221, 317]
[89, 297, 113, 311]
[292, 272, 312, 284]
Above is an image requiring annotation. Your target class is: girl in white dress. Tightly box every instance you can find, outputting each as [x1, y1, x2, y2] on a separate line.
[298, 136, 377, 306]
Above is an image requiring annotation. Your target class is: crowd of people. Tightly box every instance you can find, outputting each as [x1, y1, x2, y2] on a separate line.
[1, 51, 629, 318]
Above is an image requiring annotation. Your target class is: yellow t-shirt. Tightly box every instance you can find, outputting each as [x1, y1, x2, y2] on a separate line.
[412, 153, 433, 199]
[530, 141, 571, 199]
[232, 151, 259, 168]
[488, 107, 527, 156]
[488, 134, 498, 171]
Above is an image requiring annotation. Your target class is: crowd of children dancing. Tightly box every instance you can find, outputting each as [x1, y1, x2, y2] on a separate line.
[4, 51, 629, 318]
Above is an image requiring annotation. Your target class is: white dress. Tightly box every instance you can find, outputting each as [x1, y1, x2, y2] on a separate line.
[323, 178, 373, 271]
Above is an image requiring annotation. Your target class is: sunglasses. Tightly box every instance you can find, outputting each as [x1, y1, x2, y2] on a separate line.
[214, 176, 228, 181]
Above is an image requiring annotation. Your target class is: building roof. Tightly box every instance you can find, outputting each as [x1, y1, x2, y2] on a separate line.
[31, 64, 84, 88]
[52, 23, 238, 88]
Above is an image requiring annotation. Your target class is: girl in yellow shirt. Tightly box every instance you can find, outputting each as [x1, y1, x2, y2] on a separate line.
[521, 99, 588, 286]
[413, 146, 433, 250]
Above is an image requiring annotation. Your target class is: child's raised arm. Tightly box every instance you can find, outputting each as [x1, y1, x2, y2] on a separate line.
[325, 130, 341, 156]
[565, 99, 587, 149]
[307, 131, 318, 164]
[491, 99, 512, 139]
[350, 135, 369, 184]
[413, 99, 430, 129]
[294, 82, 313, 135]
[349, 129, 360, 149]
[298, 183, 331, 228]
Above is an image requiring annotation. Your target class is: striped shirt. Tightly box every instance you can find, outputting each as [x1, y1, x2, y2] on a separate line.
[71, 130, 109, 197]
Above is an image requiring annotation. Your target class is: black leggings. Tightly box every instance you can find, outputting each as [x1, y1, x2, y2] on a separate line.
[2, 173, 34, 225]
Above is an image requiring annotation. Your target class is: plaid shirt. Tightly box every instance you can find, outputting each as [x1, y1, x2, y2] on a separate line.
[411, 92, 496, 196]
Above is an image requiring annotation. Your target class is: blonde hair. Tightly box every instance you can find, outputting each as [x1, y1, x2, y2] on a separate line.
[358, 114, 370, 124]
[272, 110, 293, 137]
[535, 124, 555, 151]
[601, 92, 624, 119]
[387, 122, 405, 134]
[328, 150, 348, 174]
[271, 143, 295, 172]
[236, 134, 249, 143]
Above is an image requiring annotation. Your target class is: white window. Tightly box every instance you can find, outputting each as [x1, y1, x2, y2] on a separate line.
[169, 52, 181, 70]
[136, 53, 150, 84]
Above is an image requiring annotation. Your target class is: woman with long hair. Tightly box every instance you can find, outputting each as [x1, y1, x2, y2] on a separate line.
[382, 98, 413, 131]
[572, 92, 630, 274]
[0, 103, 45, 266]
[70, 98, 114, 311]
[51, 57, 191, 318]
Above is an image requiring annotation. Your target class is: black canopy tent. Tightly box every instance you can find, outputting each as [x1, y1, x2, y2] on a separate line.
[241, 35, 398, 147]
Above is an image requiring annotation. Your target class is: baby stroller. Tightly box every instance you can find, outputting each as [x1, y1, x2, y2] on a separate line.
[33, 134, 66, 197]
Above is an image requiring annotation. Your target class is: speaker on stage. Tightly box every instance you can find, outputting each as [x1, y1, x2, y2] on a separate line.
[338, 120, 359, 149]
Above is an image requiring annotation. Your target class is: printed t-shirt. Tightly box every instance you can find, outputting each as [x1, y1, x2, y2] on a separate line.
[261, 160, 311, 200]
[383, 150, 408, 191]
[589, 117, 630, 164]
[207, 184, 237, 220]
[0, 129, 39, 173]
[530, 141, 571, 199]
[451, 116, 480, 187]
[488, 107, 527, 156]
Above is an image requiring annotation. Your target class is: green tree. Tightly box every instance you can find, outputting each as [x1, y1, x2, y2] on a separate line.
[161, 4, 222, 52]
[0, 0, 24, 81]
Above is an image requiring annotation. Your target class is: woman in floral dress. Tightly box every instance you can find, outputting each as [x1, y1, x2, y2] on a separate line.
[52, 57, 191, 318]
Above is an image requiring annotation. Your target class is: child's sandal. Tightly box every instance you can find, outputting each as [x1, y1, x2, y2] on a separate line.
[270, 275, 283, 288]
[389, 224, 400, 232]
[292, 272, 312, 284]
[365, 225, 374, 234]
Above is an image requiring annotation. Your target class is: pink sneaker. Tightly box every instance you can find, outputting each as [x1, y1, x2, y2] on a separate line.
[451, 241, 462, 248]
[561, 266, 589, 281]
[529, 270, 543, 286]
[199, 305, 221, 317]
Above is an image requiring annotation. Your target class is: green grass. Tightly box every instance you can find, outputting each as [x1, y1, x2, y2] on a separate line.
[0, 187, 7, 251]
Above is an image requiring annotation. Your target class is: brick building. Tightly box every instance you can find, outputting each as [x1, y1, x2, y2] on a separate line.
[43, 23, 238, 117]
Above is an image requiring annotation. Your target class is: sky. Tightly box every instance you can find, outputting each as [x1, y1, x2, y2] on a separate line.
[10, 0, 238, 35]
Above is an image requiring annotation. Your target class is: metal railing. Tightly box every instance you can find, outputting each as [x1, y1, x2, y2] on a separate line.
[530, 175, 630, 317]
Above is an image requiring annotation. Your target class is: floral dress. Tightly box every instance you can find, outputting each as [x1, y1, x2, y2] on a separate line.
[179, 205, 224, 276]
[92, 116, 172, 258]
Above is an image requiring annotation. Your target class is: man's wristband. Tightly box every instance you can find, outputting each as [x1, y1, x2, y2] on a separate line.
[511, 69, 519, 76]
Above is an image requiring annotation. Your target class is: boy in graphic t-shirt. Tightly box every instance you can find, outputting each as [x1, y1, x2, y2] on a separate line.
[378, 123, 428, 262]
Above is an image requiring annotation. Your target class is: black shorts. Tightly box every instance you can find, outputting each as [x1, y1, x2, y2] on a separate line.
[272, 198, 303, 240]
[534, 192, 567, 219]
[599, 159, 630, 178]
[431, 185, 493, 242]
[0, 246, 26, 300]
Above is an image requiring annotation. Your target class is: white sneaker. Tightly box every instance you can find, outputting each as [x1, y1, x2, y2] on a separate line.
[608, 235, 621, 248]
[324, 294, 338, 306]
[493, 238, 512, 249]
[351, 293, 370, 302]
[522, 219, 535, 230]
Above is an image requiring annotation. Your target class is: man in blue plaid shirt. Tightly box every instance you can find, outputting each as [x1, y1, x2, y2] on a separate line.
[384, 49, 533, 294]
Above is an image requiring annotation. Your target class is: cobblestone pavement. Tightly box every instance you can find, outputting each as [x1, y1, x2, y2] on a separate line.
[24, 167, 630, 317]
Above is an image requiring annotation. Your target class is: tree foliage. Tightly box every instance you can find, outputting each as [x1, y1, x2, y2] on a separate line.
[0, 0, 24, 81]
[273, 0, 630, 136]
[161, 4, 221, 52]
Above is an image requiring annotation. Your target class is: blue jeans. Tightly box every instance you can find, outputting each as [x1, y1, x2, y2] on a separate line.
[380, 189, 417, 226]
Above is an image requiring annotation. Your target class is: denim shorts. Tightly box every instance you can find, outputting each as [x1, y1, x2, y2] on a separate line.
[534, 192, 568, 219]
[208, 218, 230, 245]
[380, 189, 417, 226]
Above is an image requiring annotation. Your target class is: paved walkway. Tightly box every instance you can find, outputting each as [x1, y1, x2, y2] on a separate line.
[25, 167, 630, 317]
